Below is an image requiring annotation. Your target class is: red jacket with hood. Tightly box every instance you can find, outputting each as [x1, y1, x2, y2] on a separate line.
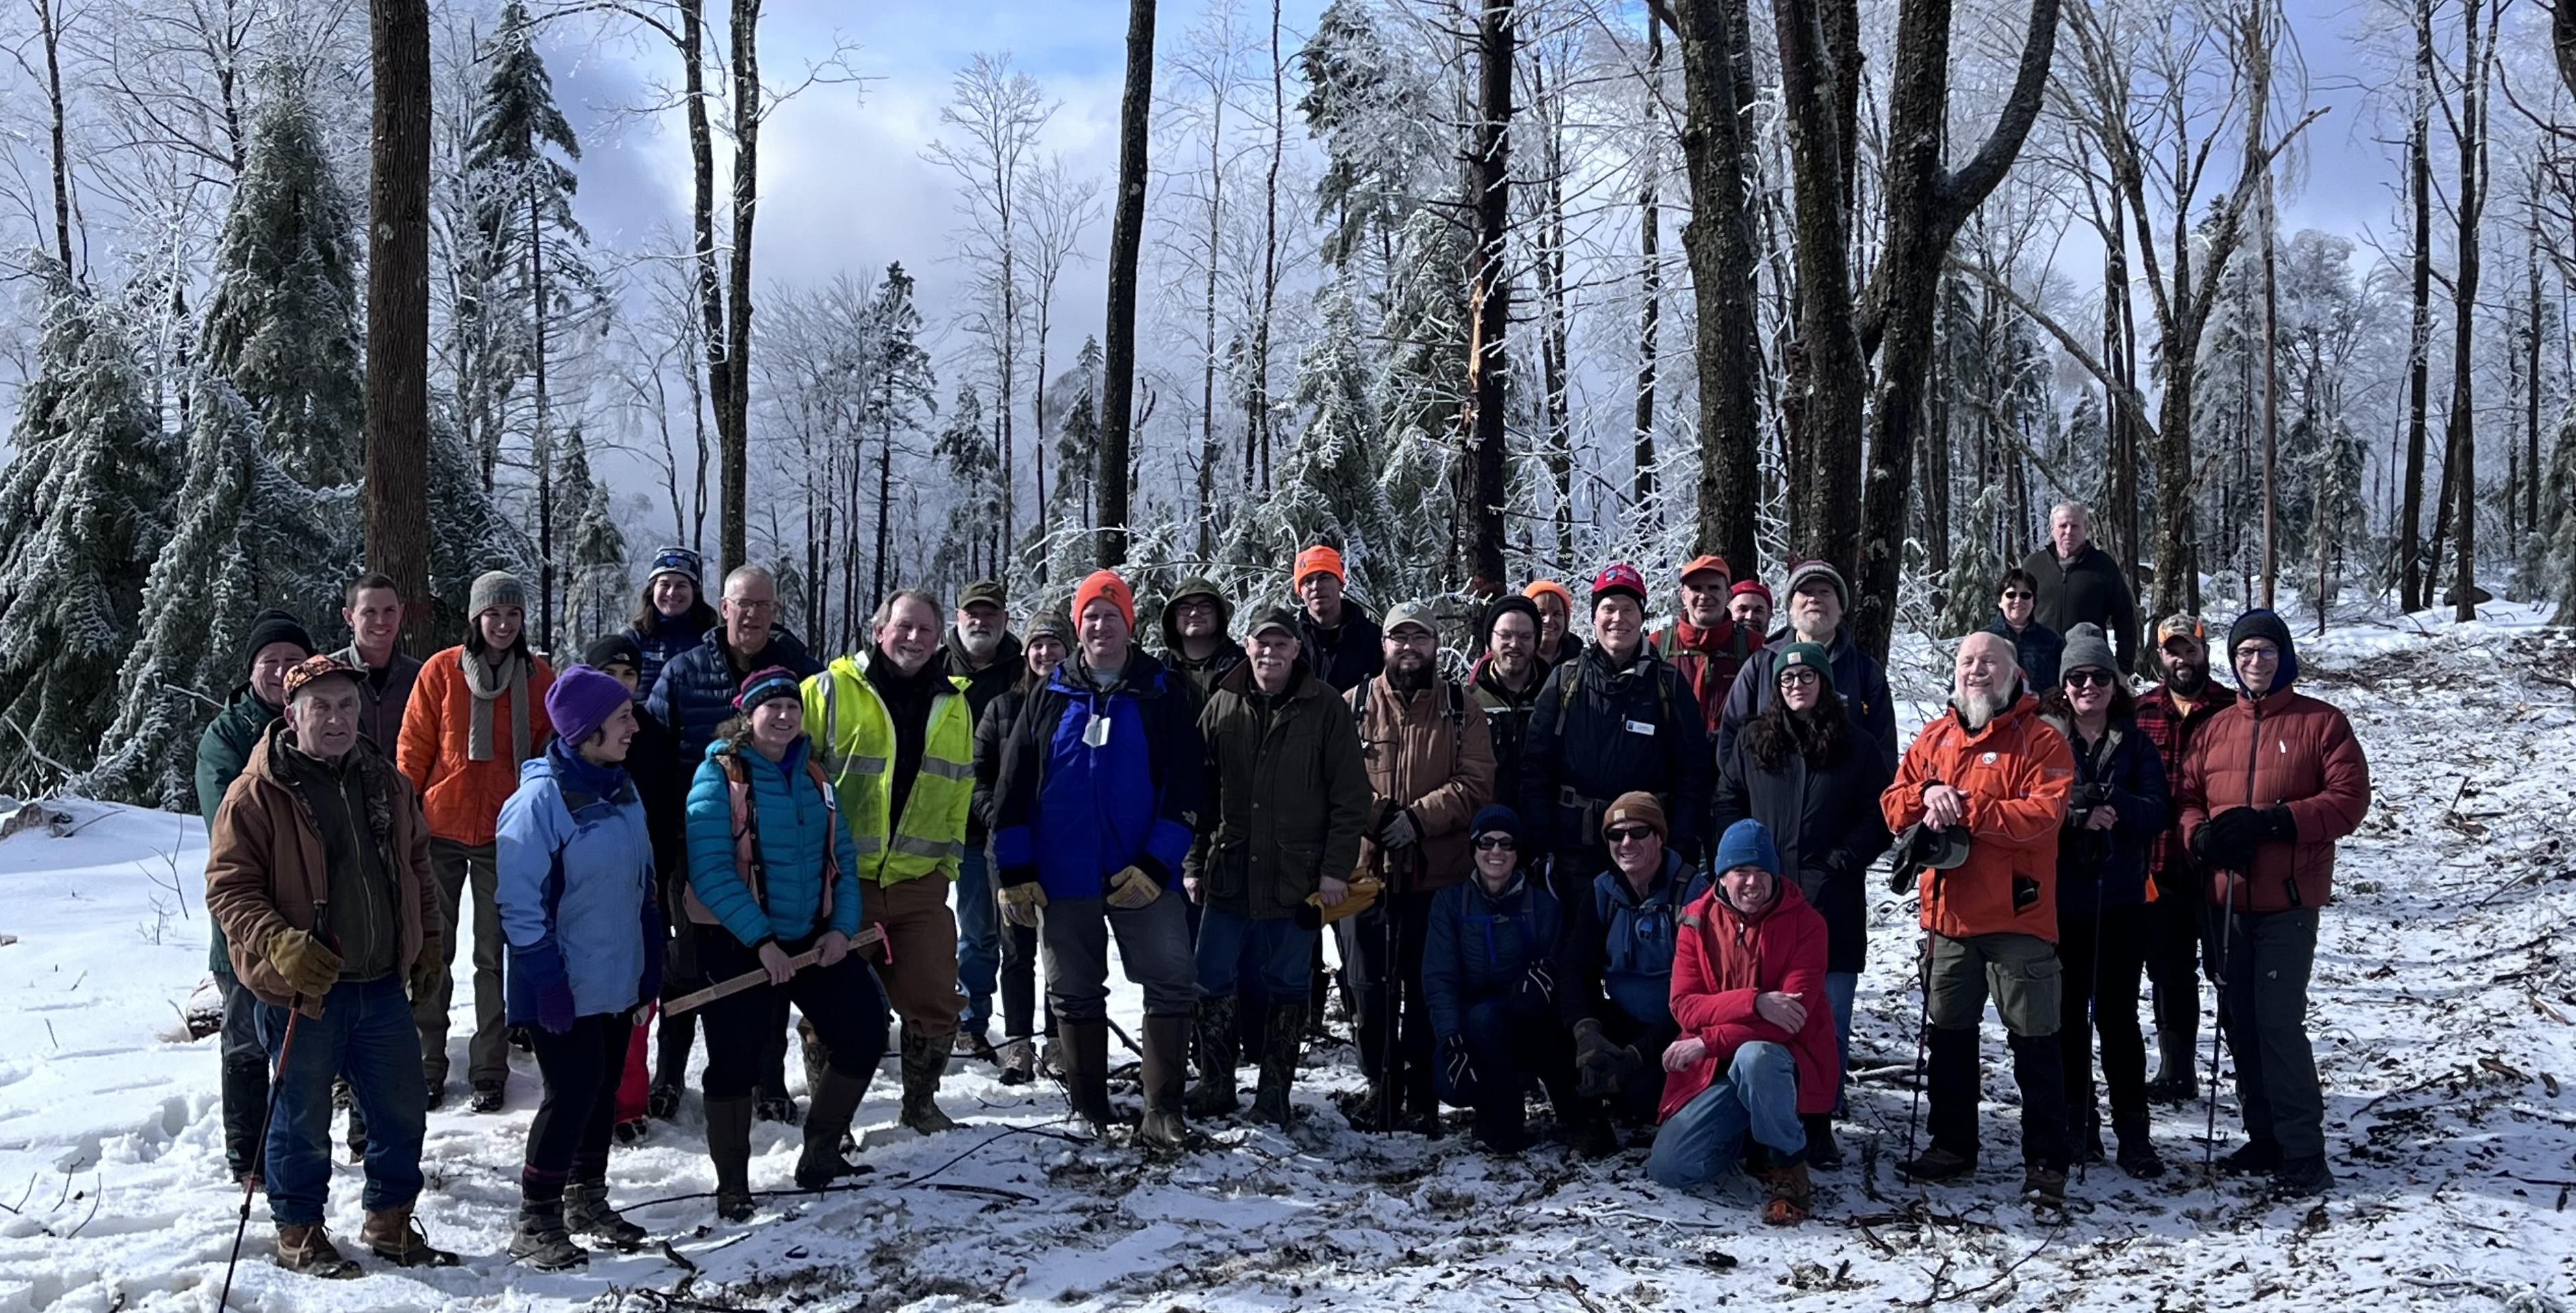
[1660, 879, 1840, 1119]
[1881, 691, 2075, 942]
[2175, 617, 2370, 913]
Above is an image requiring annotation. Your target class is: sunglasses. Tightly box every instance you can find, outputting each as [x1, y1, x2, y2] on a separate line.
[2064, 669, 2116, 688]
[2001, 590, 2034, 601]
[1605, 826, 1656, 844]
[1473, 835, 1516, 851]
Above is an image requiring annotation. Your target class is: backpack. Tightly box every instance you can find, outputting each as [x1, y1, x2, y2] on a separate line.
[1349, 677, 1468, 761]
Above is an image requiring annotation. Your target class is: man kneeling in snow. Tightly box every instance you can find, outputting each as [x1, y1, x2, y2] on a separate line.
[1645, 820, 1838, 1224]
[205, 653, 459, 1277]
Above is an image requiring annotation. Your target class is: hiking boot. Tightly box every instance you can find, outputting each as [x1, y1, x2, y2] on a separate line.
[2268, 1154, 2335, 1199]
[360, 1205, 460, 1268]
[1135, 1014, 1192, 1150]
[508, 1201, 588, 1271]
[2216, 1138, 2281, 1176]
[424, 1075, 447, 1111]
[1760, 1160, 1814, 1225]
[899, 1026, 958, 1135]
[564, 1179, 648, 1251]
[1801, 1114, 1842, 1171]
[954, 1027, 996, 1062]
[997, 1038, 1036, 1086]
[1185, 996, 1242, 1119]
[2113, 1119, 2164, 1179]
[797, 1068, 875, 1189]
[469, 1080, 505, 1114]
[1340, 1081, 1399, 1133]
[646, 1081, 681, 1121]
[274, 1223, 361, 1279]
[705, 1095, 758, 1222]
[2143, 1070, 2199, 1105]
[754, 1090, 800, 1126]
[1896, 1146, 1976, 1184]
[2023, 1163, 2068, 1203]
[1247, 1002, 1305, 1127]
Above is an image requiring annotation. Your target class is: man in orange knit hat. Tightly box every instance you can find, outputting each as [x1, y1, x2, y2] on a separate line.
[1292, 544, 1383, 694]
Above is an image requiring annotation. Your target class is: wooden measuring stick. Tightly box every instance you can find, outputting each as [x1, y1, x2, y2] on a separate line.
[662, 924, 887, 1016]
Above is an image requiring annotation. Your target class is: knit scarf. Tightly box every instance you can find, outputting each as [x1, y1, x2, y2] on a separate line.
[462, 647, 531, 765]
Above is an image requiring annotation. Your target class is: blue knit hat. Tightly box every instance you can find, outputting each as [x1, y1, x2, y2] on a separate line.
[1714, 818, 1781, 876]
[1470, 804, 1522, 843]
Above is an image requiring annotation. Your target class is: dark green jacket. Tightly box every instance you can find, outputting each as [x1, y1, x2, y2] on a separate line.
[1184, 661, 1371, 920]
[197, 690, 282, 973]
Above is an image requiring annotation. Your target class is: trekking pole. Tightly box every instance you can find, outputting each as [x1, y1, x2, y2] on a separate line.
[220, 898, 325, 1310]
[2079, 837, 2107, 1186]
[1903, 931, 1931, 1174]
[1377, 844, 1400, 1136]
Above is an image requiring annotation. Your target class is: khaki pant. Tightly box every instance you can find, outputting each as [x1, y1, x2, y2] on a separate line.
[418, 837, 508, 1088]
[861, 873, 965, 1038]
[1927, 931, 2062, 1036]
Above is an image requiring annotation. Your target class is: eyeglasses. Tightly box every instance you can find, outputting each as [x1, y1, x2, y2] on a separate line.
[1473, 835, 1516, 851]
[1605, 826, 1655, 844]
[1777, 668, 1821, 687]
[2001, 590, 2034, 601]
[2063, 669, 2115, 688]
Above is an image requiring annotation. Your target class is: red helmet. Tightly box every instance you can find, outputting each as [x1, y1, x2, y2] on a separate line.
[1588, 562, 1648, 607]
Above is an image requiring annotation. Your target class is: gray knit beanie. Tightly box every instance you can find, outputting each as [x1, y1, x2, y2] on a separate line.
[2061, 623, 2117, 677]
[470, 571, 527, 619]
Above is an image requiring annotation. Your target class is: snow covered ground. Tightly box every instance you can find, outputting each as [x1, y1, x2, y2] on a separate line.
[1, 603, 2572, 1311]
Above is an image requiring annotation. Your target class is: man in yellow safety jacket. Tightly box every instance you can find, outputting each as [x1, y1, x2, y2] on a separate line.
[803, 588, 978, 1134]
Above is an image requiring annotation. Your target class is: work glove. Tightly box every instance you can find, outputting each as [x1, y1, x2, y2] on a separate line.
[264, 926, 342, 999]
[1105, 864, 1165, 910]
[2192, 806, 2267, 871]
[1377, 805, 1421, 850]
[406, 934, 446, 1003]
[999, 880, 1048, 929]
[1298, 873, 1383, 931]
[1440, 1033, 1475, 1096]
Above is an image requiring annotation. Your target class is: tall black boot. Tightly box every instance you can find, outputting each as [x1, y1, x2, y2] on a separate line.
[797, 1067, 874, 1188]
[1925, 1025, 1981, 1162]
[704, 1095, 755, 1222]
[1186, 995, 1241, 1118]
[1249, 1001, 1305, 1126]
[1137, 1014, 1192, 1149]
[1058, 1018, 1114, 1136]
[2009, 1031, 2072, 1173]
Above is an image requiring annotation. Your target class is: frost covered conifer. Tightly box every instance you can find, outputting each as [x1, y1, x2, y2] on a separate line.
[1226, 283, 1396, 601]
[425, 405, 536, 639]
[1939, 484, 2006, 638]
[88, 376, 347, 808]
[559, 428, 629, 644]
[199, 68, 366, 490]
[0, 270, 177, 794]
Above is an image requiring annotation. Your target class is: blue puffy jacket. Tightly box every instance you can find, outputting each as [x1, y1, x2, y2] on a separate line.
[2047, 713, 2170, 916]
[988, 647, 1205, 901]
[1423, 871, 1564, 1041]
[1716, 629, 1899, 781]
[646, 626, 823, 767]
[684, 736, 862, 949]
[496, 742, 659, 1023]
[627, 612, 712, 702]
[1560, 850, 1709, 1035]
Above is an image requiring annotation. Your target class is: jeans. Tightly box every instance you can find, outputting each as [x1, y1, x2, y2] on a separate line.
[1647, 1041, 1806, 1188]
[1195, 910, 1314, 1000]
[2204, 905, 2323, 1158]
[954, 849, 1001, 1031]
[1823, 970, 1858, 1114]
[419, 837, 510, 1088]
[217, 969, 270, 1180]
[256, 976, 427, 1226]
[525, 1015, 632, 1203]
[697, 932, 891, 1099]
[1038, 891, 1197, 1021]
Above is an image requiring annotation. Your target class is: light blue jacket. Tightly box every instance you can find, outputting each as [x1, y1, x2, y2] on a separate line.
[496, 743, 654, 1019]
[685, 736, 862, 949]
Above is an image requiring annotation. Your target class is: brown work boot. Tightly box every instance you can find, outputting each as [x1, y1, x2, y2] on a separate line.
[360, 1205, 460, 1268]
[274, 1223, 361, 1278]
[1760, 1160, 1814, 1226]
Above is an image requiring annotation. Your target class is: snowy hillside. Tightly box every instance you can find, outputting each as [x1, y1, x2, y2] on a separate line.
[1, 608, 2571, 1311]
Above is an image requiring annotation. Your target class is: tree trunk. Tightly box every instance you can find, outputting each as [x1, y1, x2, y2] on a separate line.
[1195, 65, 1226, 558]
[1251, 0, 1285, 490]
[36, 0, 73, 276]
[1655, 0, 1762, 571]
[1632, 14, 1662, 516]
[532, 179, 555, 650]
[367, 0, 434, 653]
[2398, 0, 2432, 610]
[1773, 0, 1864, 566]
[722, 0, 761, 578]
[2447, 0, 2492, 623]
[2258, 177, 2278, 610]
[2529, 230, 2544, 542]
[683, 0, 738, 578]
[1534, 60, 1573, 566]
[1097, 0, 1156, 570]
[1464, 0, 1515, 585]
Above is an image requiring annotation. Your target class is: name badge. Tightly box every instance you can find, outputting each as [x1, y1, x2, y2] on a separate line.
[1083, 715, 1113, 748]
[1625, 719, 1656, 736]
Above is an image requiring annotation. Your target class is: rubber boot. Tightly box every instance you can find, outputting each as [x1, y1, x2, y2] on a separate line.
[1923, 1025, 1982, 1163]
[1185, 995, 1242, 1118]
[797, 1068, 874, 1188]
[1248, 1001, 1304, 1127]
[563, 1179, 647, 1250]
[1136, 1014, 1192, 1149]
[899, 1025, 958, 1134]
[705, 1095, 756, 1221]
[509, 1200, 588, 1271]
[1058, 1018, 1114, 1136]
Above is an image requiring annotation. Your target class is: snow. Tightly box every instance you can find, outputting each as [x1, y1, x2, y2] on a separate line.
[2, 605, 2573, 1310]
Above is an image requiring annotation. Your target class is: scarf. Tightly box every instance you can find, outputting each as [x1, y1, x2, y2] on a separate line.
[462, 647, 532, 765]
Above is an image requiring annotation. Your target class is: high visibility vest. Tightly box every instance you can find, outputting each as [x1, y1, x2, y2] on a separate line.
[801, 655, 977, 885]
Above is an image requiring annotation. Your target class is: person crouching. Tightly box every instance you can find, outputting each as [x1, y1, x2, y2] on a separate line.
[495, 665, 664, 1268]
[1423, 805, 1577, 1153]
[1647, 820, 1838, 1224]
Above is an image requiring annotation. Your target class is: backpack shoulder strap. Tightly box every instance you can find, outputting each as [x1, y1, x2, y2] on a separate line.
[721, 753, 768, 912]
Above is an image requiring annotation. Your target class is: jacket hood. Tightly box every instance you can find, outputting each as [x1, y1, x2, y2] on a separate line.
[2225, 608, 2300, 696]
[525, 738, 634, 799]
[245, 718, 390, 790]
[1049, 644, 1176, 697]
[1160, 577, 1236, 652]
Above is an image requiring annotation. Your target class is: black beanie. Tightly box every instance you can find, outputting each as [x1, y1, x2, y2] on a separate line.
[1478, 595, 1542, 655]
[242, 609, 316, 676]
[583, 633, 645, 672]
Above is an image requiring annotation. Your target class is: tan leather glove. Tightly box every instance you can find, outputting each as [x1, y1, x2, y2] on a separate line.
[1304, 873, 1383, 927]
[1103, 865, 1163, 910]
[264, 926, 342, 999]
[998, 881, 1048, 929]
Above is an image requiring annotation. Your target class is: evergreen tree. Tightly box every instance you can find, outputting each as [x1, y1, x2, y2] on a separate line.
[931, 384, 1000, 585]
[555, 426, 628, 644]
[1226, 283, 1396, 602]
[2539, 406, 2576, 624]
[426, 399, 536, 640]
[199, 68, 366, 490]
[89, 375, 349, 809]
[0, 270, 177, 795]
[858, 263, 938, 601]
[1297, 0, 1447, 273]
[1940, 484, 2006, 639]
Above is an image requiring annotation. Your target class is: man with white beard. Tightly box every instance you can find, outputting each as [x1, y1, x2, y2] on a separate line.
[944, 582, 1023, 1056]
[1879, 631, 2079, 1202]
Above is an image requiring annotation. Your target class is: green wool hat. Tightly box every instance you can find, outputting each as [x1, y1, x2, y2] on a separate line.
[1775, 642, 1835, 694]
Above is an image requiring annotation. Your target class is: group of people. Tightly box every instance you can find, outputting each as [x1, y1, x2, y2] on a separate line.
[197, 500, 2371, 1278]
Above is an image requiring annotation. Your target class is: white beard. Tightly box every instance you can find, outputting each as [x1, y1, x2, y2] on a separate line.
[1951, 684, 2015, 730]
[959, 628, 1003, 660]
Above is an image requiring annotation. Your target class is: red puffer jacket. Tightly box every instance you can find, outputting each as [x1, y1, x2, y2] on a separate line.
[1660, 879, 1839, 1120]
[2176, 688, 2369, 913]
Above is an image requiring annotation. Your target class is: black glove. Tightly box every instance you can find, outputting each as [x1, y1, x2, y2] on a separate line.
[1441, 1033, 1475, 1094]
[2262, 805, 2298, 842]
[1520, 959, 1555, 1009]
[1377, 805, 1421, 850]
[2193, 806, 2266, 870]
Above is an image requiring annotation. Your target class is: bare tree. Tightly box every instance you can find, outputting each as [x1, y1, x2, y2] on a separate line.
[1021, 153, 1101, 535]
[1098, 0, 1158, 568]
[368, 0, 434, 650]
